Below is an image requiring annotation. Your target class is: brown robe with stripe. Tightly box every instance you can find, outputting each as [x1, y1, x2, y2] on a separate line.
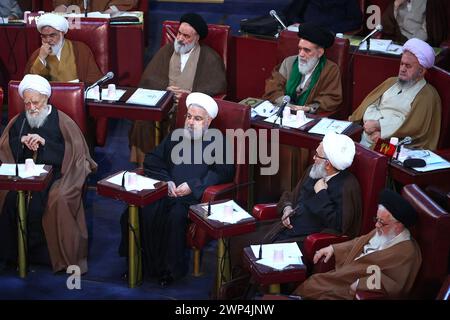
[0, 110, 97, 274]
[294, 229, 422, 300]
[349, 77, 441, 150]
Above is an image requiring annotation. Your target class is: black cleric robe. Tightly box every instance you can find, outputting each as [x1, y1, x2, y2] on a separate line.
[120, 130, 234, 280]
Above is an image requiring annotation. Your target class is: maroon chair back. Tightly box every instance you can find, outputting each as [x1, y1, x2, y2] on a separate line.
[65, 18, 110, 74]
[402, 184, 450, 299]
[277, 30, 350, 118]
[349, 143, 388, 234]
[8, 81, 87, 134]
[426, 66, 450, 149]
[160, 20, 230, 70]
[0, 87, 3, 107]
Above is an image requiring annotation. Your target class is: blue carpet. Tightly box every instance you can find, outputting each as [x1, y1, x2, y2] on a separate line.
[0, 119, 218, 300]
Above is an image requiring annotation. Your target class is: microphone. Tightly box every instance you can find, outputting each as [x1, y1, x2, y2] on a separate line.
[360, 24, 383, 51]
[269, 10, 287, 30]
[83, 0, 89, 16]
[395, 136, 412, 161]
[15, 118, 27, 177]
[205, 180, 255, 217]
[273, 95, 291, 127]
[121, 170, 128, 188]
[87, 71, 114, 90]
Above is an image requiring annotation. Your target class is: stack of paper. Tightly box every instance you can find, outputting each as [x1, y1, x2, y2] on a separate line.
[0, 164, 47, 179]
[86, 88, 126, 101]
[252, 100, 278, 118]
[359, 39, 402, 55]
[264, 113, 313, 129]
[126, 88, 166, 107]
[204, 200, 252, 224]
[397, 148, 450, 172]
[106, 171, 159, 191]
[308, 118, 352, 135]
[251, 242, 303, 270]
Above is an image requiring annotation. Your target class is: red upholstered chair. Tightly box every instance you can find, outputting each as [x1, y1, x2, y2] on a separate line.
[8, 81, 86, 135]
[175, 94, 251, 276]
[0, 87, 3, 107]
[64, 18, 110, 147]
[160, 20, 230, 99]
[276, 30, 350, 118]
[253, 143, 388, 271]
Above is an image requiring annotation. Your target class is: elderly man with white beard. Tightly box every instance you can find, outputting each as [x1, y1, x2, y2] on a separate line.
[294, 188, 422, 300]
[0, 74, 97, 274]
[129, 12, 227, 165]
[120, 92, 234, 287]
[228, 132, 362, 280]
[25, 13, 102, 85]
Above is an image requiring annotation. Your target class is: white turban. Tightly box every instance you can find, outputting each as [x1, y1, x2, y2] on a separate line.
[18, 74, 52, 99]
[402, 38, 435, 69]
[186, 92, 218, 119]
[322, 132, 355, 171]
[36, 13, 69, 34]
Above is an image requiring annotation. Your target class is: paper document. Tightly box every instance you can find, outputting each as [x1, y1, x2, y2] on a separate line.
[264, 113, 313, 129]
[251, 242, 303, 270]
[308, 118, 352, 135]
[359, 39, 402, 55]
[64, 12, 110, 18]
[204, 200, 252, 224]
[106, 171, 159, 191]
[397, 148, 450, 172]
[86, 88, 126, 101]
[126, 88, 167, 107]
[0, 164, 47, 179]
[252, 100, 278, 118]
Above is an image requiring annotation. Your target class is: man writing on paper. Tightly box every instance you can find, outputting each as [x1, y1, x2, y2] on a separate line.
[0, 75, 97, 273]
[350, 38, 441, 150]
[53, 0, 138, 14]
[294, 189, 421, 300]
[228, 133, 361, 279]
[25, 13, 102, 85]
[120, 92, 234, 287]
[129, 13, 227, 165]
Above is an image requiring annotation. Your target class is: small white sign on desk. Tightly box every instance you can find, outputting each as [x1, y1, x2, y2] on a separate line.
[126, 88, 167, 107]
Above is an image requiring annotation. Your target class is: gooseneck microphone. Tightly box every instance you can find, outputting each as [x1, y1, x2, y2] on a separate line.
[273, 95, 291, 128]
[15, 118, 27, 177]
[269, 10, 287, 30]
[85, 71, 114, 100]
[360, 24, 383, 52]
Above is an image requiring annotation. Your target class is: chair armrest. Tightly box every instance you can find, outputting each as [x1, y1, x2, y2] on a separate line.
[303, 233, 349, 264]
[252, 203, 278, 220]
[214, 93, 227, 100]
[440, 40, 450, 50]
[355, 290, 386, 300]
[201, 182, 234, 203]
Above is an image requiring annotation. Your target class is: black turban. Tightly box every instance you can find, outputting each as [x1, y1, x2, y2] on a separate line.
[379, 189, 417, 228]
[180, 13, 208, 39]
[297, 22, 335, 49]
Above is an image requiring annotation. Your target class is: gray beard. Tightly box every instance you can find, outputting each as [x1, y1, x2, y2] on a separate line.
[50, 39, 64, 56]
[309, 161, 328, 179]
[26, 105, 50, 128]
[174, 40, 196, 55]
[298, 56, 319, 75]
[183, 126, 206, 140]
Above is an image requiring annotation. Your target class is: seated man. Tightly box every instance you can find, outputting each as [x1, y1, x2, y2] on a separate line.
[349, 38, 441, 150]
[263, 22, 342, 114]
[120, 92, 234, 286]
[0, 75, 97, 273]
[53, 0, 138, 13]
[229, 132, 362, 272]
[25, 13, 102, 85]
[294, 189, 422, 300]
[129, 12, 227, 165]
[0, 0, 23, 19]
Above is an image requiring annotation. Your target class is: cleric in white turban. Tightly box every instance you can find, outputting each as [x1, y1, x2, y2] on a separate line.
[186, 92, 218, 119]
[402, 38, 435, 69]
[36, 13, 69, 34]
[322, 131, 356, 171]
[18, 74, 52, 99]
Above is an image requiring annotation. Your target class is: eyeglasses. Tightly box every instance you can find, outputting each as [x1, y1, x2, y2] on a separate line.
[314, 151, 328, 160]
[373, 217, 397, 227]
[185, 113, 205, 122]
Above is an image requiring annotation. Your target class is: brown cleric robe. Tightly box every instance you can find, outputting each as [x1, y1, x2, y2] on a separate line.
[294, 229, 422, 300]
[256, 57, 343, 202]
[53, 0, 138, 12]
[129, 43, 227, 164]
[0, 110, 97, 274]
[25, 39, 102, 86]
[349, 77, 441, 150]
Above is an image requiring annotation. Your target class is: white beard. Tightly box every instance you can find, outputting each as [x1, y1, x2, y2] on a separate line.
[298, 56, 319, 75]
[50, 39, 64, 56]
[309, 161, 327, 179]
[174, 40, 196, 55]
[26, 105, 50, 128]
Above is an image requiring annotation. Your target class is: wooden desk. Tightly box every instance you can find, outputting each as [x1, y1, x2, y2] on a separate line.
[0, 165, 53, 278]
[189, 202, 256, 297]
[242, 246, 306, 294]
[97, 171, 167, 288]
[390, 161, 450, 188]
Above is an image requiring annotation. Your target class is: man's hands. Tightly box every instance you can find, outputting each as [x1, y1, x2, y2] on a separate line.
[21, 134, 45, 152]
[167, 86, 191, 103]
[289, 105, 311, 112]
[313, 245, 334, 264]
[39, 42, 52, 61]
[167, 181, 192, 197]
[364, 120, 381, 143]
[281, 205, 294, 229]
